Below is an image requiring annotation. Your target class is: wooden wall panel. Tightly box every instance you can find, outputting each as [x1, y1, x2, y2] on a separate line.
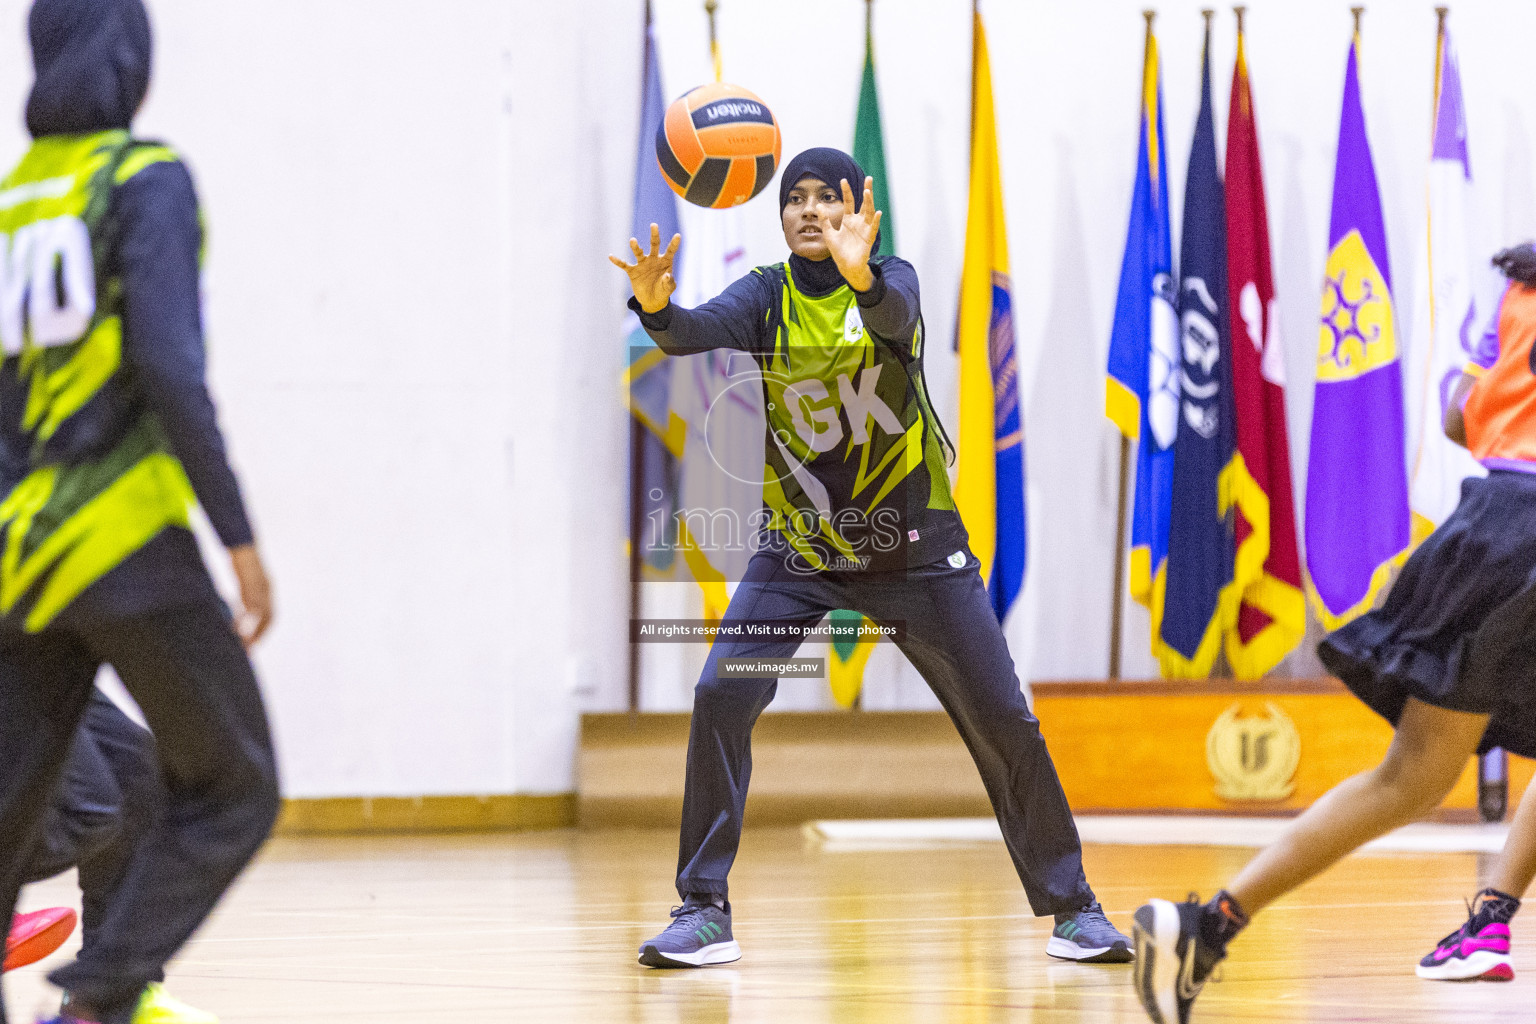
[579, 681, 1533, 826]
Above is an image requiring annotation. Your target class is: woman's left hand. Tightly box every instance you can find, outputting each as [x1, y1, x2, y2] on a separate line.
[820, 176, 881, 292]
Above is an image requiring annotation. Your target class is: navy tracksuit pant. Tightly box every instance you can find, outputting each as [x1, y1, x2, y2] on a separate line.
[0, 599, 279, 1024]
[675, 547, 1095, 917]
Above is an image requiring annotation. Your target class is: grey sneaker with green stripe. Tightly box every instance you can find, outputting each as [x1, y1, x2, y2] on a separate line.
[1047, 900, 1135, 963]
[638, 895, 741, 968]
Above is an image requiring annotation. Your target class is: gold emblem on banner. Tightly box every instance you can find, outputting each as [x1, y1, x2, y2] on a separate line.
[1206, 702, 1300, 801]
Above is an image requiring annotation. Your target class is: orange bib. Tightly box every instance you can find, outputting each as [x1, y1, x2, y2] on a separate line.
[1465, 284, 1536, 470]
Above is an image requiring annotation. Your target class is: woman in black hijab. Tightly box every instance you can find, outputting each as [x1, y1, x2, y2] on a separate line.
[612, 148, 1131, 970]
[774, 147, 881, 293]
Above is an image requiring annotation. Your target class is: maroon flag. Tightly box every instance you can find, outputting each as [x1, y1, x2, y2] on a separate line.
[1223, 20, 1305, 678]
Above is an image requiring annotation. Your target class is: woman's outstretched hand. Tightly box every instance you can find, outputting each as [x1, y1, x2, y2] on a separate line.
[820, 176, 881, 292]
[610, 223, 681, 314]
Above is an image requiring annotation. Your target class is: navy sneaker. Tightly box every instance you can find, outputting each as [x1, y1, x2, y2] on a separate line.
[1132, 896, 1224, 1024]
[637, 896, 741, 968]
[1047, 900, 1134, 963]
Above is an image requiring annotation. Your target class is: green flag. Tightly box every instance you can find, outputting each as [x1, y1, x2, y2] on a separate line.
[852, 12, 895, 257]
[828, 608, 876, 708]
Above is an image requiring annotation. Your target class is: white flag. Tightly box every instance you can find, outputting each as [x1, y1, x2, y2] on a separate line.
[668, 205, 763, 620]
[1407, 25, 1484, 539]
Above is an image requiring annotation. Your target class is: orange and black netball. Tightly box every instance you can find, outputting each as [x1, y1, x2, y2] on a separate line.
[656, 83, 781, 209]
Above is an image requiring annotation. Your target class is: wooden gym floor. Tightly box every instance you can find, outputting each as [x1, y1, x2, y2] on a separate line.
[7, 826, 1533, 1022]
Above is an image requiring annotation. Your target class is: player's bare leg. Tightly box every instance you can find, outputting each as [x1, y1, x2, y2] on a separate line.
[1134, 699, 1488, 1021]
[1228, 700, 1488, 915]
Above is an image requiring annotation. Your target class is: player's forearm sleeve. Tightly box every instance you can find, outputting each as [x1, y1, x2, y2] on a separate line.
[116, 163, 255, 548]
[856, 258, 920, 348]
[629, 272, 771, 354]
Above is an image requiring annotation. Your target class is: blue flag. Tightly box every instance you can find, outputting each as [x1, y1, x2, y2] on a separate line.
[1105, 24, 1177, 626]
[624, 15, 685, 572]
[1159, 26, 1237, 676]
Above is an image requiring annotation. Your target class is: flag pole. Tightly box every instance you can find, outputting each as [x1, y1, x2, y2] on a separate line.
[626, 0, 657, 716]
[1351, 5, 1363, 38]
[705, 0, 723, 83]
[628, 429, 645, 714]
[1434, 0, 1509, 822]
[1433, 8, 1447, 111]
[1431, 6, 1443, 118]
[972, 0, 980, 132]
[1110, 432, 1130, 680]
[1111, 10, 1157, 682]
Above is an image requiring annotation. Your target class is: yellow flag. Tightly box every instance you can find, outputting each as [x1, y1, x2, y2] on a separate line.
[954, 9, 1019, 608]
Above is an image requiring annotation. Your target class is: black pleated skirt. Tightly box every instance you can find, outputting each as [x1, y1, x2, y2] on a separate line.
[1319, 471, 1536, 758]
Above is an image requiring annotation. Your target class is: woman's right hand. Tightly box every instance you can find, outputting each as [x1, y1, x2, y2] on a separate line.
[609, 223, 681, 314]
[228, 543, 273, 648]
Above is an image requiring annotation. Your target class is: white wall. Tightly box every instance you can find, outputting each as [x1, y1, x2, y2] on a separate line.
[1, 0, 1533, 795]
[0, 0, 639, 797]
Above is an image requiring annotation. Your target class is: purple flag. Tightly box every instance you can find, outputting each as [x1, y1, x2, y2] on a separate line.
[1306, 31, 1410, 629]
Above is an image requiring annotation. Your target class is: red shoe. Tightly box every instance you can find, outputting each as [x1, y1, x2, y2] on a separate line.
[4, 907, 77, 971]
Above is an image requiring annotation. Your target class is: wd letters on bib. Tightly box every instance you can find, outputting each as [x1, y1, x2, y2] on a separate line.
[0, 133, 202, 632]
[0, 2, 282, 1019]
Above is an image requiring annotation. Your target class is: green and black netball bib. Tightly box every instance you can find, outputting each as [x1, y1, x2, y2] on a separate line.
[751, 263, 963, 573]
[0, 130, 196, 631]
